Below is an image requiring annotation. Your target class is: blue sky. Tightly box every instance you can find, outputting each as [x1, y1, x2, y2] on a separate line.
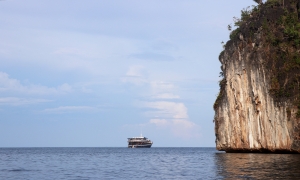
[0, 0, 256, 147]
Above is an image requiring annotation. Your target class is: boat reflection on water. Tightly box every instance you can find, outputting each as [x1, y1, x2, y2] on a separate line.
[214, 152, 300, 179]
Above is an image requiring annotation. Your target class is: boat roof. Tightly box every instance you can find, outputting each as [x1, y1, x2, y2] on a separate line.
[128, 136, 148, 139]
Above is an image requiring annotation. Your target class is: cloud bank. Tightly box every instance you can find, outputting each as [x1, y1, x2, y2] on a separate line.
[122, 65, 200, 139]
[0, 72, 72, 95]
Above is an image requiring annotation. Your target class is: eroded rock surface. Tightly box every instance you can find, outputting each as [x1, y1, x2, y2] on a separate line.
[214, 0, 300, 153]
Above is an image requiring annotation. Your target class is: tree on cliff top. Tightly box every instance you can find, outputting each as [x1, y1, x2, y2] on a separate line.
[218, 0, 300, 117]
[253, 0, 262, 4]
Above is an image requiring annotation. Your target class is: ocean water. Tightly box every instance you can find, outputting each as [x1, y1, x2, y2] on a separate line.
[0, 147, 299, 180]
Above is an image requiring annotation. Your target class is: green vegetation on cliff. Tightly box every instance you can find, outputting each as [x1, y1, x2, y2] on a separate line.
[216, 0, 300, 117]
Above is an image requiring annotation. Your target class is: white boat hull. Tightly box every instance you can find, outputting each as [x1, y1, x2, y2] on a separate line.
[128, 144, 152, 148]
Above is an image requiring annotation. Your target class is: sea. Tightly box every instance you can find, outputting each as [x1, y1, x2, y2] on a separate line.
[0, 147, 299, 180]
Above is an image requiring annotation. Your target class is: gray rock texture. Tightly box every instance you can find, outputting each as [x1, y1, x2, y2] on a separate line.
[214, 0, 300, 153]
[214, 33, 300, 153]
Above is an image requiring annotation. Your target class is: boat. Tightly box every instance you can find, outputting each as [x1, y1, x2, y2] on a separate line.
[127, 134, 153, 148]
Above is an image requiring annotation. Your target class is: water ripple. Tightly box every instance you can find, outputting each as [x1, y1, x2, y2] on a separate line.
[0, 148, 299, 179]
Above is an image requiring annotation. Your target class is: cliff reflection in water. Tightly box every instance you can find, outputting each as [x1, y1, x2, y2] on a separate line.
[214, 153, 300, 179]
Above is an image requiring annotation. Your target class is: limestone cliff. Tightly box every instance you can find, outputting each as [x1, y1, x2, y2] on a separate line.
[214, 0, 300, 153]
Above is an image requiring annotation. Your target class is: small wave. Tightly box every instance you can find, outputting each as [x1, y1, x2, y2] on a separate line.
[7, 168, 32, 172]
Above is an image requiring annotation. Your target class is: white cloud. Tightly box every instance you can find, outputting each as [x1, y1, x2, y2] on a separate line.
[81, 87, 93, 93]
[0, 97, 52, 106]
[153, 93, 180, 99]
[149, 118, 168, 127]
[150, 81, 176, 93]
[144, 101, 200, 138]
[170, 119, 200, 138]
[121, 76, 147, 86]
[57, 83, 73, 93]
[172, 119, 196, 129]
[42, 106, 98, 114]
[149, 118, 200, 139]
[121, 65, 147, 85]
[53, 48, 85, 56]
[122, 66, 200, 139]
[144, 101, 188, 119]
[122, 66, 178, 97]
[149, 81, 180, 100]
[126, 65, 145, 77]
[0, 72, 72, 95]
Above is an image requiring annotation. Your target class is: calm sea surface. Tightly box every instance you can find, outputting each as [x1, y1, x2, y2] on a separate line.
[0, 147, 299, 179]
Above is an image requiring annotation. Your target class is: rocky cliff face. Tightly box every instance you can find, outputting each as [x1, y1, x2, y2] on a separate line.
[214, 0, 300, 153]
